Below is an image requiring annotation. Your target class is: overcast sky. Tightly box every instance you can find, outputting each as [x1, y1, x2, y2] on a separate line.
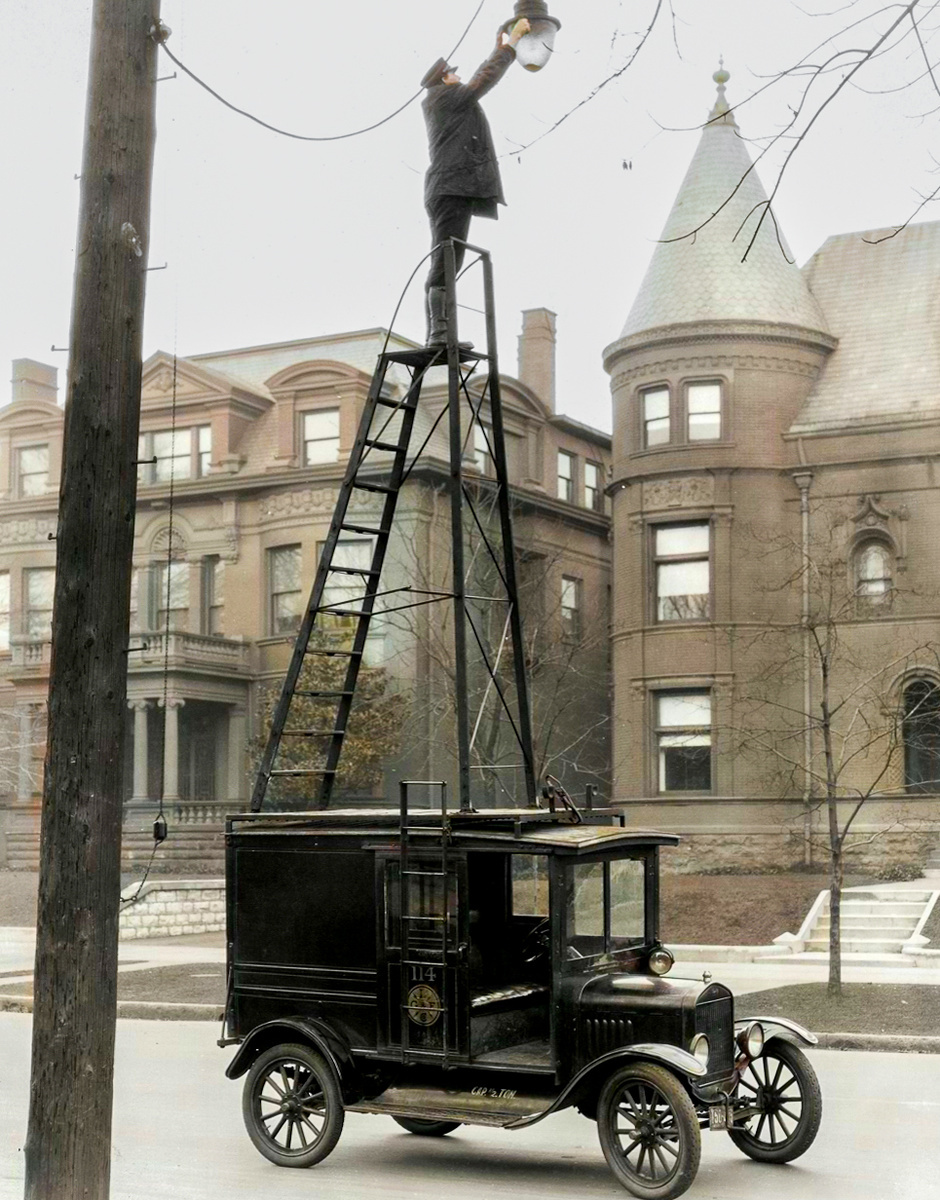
[2, 0, 938, 431]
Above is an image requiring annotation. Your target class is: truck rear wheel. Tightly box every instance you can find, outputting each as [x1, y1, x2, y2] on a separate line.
[242, 1042, 344, 1168]
[392, 1116, 461, 1136]
[597, 1062, 701, 1199]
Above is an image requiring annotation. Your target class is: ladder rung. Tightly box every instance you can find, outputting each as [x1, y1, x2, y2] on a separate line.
[295, 690, 353, 698]
[364, 438, 401, 453]
[280, 729, 342, 738]
[353, 480, 395, 495]
[376, 396, 416, 410]
[327, 566, 379, 578]
[317, 607, 370, 619]
[270, 769, 334, 777]
[402, 915, 445, 923]
[341, 523, 383, 536]
[307, 649, 362, 657]
[402, 870, 446, 877]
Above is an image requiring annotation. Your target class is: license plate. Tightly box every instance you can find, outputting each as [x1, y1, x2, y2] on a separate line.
[708, 1104, 731, 1131]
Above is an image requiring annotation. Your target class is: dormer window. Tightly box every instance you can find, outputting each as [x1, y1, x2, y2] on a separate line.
[642, 388, 670, 448]
[138, 425, 211, 484]
[302, 409, 340, 466]
[687, 382, 722, 441]
[17, 445, 49, 497]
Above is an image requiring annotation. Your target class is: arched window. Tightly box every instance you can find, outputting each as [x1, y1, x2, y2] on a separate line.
[903, 680, 940, 794]
[854, 541, 892, 605]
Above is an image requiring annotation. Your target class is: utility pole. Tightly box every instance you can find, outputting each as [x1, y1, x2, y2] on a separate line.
[24, 3, 160, 1198]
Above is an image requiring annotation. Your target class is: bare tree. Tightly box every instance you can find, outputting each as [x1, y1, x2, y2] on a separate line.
[731, 503, 939, 994]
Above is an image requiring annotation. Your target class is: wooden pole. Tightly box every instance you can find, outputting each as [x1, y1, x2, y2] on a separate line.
[24, 3, 160, 1197]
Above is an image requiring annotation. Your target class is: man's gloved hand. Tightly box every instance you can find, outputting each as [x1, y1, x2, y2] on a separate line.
[501, 16, 531, 48]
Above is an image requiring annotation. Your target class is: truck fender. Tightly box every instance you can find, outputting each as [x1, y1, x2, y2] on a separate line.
[736, 1017, 818, 1049]
[224, 1017, 358, 1100]
[506, 1043, 707, 1131]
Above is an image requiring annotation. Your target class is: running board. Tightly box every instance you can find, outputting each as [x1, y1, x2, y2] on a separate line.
[346, 1082, 556, 1129]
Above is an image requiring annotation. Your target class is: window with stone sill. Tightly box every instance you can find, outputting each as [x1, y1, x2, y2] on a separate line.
[653, 523, 711, 622]
[655, 690, 712, 793]
[561, 575, 582, 641]
[642, 387, 670, 448]
[557, 450, 575, 503]
[24, 567, 55, 638]
[269, 545, 302, 635]
[317, 538, 384, 666]
[156, 561, 190, 631]
[584, 461, 603, 511]
[0, 571, 9, 651]
[203, 556, 225, 635]
[302, 409, 340, 466]
[854, 540, 893, 609]
[473, 423, 493, 476]
[903, 679, 940, 794]
[686, 382, 722, 441]
[16, 445, 49, 497]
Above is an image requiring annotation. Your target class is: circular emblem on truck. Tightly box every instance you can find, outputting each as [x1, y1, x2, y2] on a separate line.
[407, 984, 442, 1026]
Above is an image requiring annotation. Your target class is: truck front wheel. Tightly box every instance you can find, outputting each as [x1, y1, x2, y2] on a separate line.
[597, 1062, 701, 1199]
[729, 1040, 821, 1163]
[242, 1042, 344, 1168]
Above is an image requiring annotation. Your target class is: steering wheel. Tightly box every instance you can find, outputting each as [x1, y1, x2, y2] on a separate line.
[521, 918, 551, 964]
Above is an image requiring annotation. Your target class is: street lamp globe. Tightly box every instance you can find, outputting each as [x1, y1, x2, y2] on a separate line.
[507, 0, 561, 72]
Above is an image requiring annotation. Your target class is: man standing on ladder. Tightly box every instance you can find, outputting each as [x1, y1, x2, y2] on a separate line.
[421, 17, 530, 347]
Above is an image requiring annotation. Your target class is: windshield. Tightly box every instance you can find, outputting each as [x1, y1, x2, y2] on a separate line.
[566, 858, 646, 961]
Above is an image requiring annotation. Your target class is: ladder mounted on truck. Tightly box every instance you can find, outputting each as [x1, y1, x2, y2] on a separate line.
[398, 780, 453, 1066]
[250, 242, 536, 814]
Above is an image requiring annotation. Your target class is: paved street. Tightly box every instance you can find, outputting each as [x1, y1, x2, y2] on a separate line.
[0, 1013, 937, 1200]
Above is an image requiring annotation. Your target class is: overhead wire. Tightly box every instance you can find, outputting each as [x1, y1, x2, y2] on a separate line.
[154, 0, 488, 143]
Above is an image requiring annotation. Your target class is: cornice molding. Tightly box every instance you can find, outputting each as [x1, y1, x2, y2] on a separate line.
[603, 320, 837, 373]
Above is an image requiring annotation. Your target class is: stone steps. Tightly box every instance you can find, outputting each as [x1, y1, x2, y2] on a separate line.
[798, 886, 938, 960]
[5, 824, 225, 874]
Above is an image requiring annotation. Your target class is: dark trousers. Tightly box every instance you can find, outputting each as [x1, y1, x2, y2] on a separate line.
[425, 195, 474, 292]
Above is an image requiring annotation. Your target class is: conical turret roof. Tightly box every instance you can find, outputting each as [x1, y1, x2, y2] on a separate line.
[619, 70, 829, 340]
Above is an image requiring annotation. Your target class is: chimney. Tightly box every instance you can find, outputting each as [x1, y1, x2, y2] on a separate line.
[517, 308, 556, 412]
[11, 359, 58, 405]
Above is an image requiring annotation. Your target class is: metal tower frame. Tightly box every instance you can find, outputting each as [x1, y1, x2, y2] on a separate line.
[250, 241, 536, 813]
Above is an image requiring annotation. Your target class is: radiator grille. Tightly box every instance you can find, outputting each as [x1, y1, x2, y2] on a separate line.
[585, 1016, 634, 1059]
[695, 985, 734, 1081]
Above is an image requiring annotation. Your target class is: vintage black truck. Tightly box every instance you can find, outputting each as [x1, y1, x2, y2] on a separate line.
[219, 785, 821, 1199]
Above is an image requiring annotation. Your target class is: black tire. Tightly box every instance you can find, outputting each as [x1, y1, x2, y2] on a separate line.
[729, 1040, 822, 1164]
[242, 1042, 344, 1168]
[392, 1116, 462, 1137]
[597, 1063, 701, 1200]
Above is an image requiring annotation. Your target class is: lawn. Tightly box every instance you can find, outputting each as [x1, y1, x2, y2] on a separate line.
[737, 982, 940, 1036]
[659, 872, 868, 946]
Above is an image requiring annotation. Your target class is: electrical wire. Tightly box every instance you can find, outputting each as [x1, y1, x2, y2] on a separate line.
[155, 0, 488, 143]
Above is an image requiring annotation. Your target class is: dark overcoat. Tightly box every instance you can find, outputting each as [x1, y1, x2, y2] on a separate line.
[422, 45, 515, 213]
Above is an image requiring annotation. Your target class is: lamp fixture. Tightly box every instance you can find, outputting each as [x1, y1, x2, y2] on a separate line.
[504, 0, 561, 72]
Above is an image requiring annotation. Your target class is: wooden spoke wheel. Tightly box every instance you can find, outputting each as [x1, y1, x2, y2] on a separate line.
[597, 1063, 701, 1199]
[729, 1040, 822, 1164]
[242, 1043, 344, 1168]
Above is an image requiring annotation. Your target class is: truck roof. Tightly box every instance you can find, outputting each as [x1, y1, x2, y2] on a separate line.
[226, 807, 681, 855]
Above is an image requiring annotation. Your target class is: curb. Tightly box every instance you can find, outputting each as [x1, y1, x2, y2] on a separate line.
[2, 994, 939, 1049]
[815, 1032, 940, 1054]
[0, 995, 221, 1022]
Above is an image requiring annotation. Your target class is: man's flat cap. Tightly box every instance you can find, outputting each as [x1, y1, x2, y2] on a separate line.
[421, 57, 455, 88]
